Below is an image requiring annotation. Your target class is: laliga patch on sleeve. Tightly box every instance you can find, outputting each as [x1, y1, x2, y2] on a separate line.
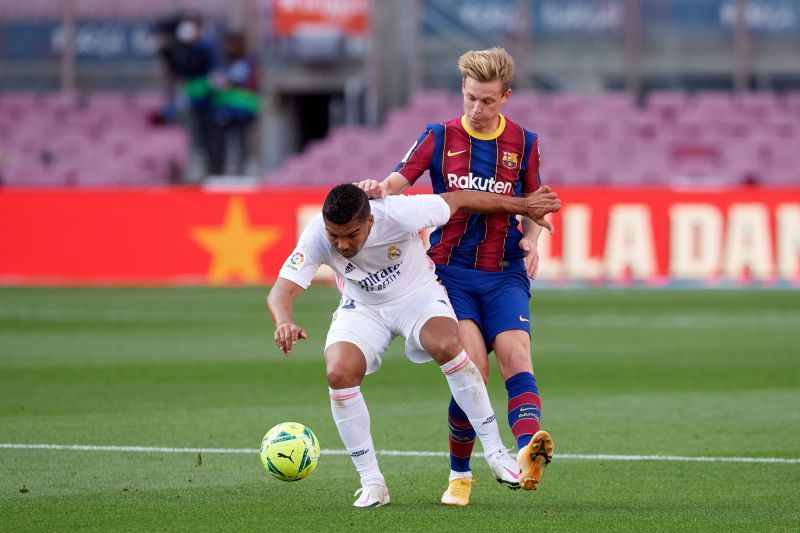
[285, 251, 306, 272]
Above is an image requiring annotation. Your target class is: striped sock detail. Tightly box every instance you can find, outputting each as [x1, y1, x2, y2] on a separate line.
[447, 396, 475, 472]
[329, 386, 361, 403]
[440, 352, 471, 375]
[505, 372, 541, 450]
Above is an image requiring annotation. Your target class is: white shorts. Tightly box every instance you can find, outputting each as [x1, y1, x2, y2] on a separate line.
[325, 282, 457, 374]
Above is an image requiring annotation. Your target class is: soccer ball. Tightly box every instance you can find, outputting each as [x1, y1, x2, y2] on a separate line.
[259, 422, 320, 481]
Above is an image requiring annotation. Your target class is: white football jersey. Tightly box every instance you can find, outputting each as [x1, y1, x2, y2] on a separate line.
[279, 195, 451, 305]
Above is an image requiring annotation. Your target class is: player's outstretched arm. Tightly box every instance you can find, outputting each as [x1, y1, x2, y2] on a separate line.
[354, 173, 410, 199]
[440, 186, 561, 228]
[267, 278, 308, 356]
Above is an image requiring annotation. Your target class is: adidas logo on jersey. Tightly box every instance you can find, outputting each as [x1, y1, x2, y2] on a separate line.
[447, 173, 512, 194]
[345, 262, 355, 274]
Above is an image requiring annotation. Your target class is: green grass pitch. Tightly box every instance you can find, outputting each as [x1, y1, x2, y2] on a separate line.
[1, 286, 798, 531]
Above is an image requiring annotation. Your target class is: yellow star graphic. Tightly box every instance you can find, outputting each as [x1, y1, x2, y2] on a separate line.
[191, 197, 281, 284]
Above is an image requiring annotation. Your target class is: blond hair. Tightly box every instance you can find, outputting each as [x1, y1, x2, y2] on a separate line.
[458, 47, 515, 93]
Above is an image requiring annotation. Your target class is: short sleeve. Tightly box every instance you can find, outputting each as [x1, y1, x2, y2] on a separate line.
[394, 126, 436, 185]
[278, 215, 328, 289]
[522, 134, 542, 194]
[382, 195, 451, 234]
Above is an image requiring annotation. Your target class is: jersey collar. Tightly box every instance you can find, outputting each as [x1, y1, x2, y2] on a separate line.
[461, 113, 506, 140]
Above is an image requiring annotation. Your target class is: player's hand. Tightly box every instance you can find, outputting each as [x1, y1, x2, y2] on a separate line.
[520, 238, 540, 279]
[274, 323, 308, 356]
[524, 185, 560, 234]
[353, 179, 386, 199]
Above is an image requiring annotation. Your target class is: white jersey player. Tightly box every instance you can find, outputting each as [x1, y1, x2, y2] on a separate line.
[267, 184, 560, 507]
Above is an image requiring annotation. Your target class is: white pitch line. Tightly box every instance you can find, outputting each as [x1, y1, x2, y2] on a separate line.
[1, 443, 798, 464]
[0, 443, 256, 454]
[1, 307, 798, 330]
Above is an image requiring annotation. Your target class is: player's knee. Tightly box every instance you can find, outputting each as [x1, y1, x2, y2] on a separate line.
[325, 365, 361, 389]
[499, 351, 533, 378]
[427, 333, 463, 365]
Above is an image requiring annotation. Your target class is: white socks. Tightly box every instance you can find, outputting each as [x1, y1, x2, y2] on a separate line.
[440, 351, 505, 457]
[330, 352, 503, 486]
[329, 386, 385, 486]
[449, 470, 473, 481]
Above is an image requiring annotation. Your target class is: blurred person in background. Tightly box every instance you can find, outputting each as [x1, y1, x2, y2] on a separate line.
[152, 10, 218, 177]
[151, 12, 183, 121]
[208, 32, 260, 176]
[357, 47, 553, 506]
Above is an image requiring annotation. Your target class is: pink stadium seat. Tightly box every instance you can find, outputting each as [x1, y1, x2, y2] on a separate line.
[132, 92, 166, 112]
[620, 116, 661, 139]
[42, 92, 82, 113]
[782, 91, 800, 118]
[533, 119, 568, 140]
[1, 90, 190, 187]
[4, 156, 68, 186]
[409, 90, 455, 114]
[707, 118, 751, 139]
[598, 91, 636, 108]
[0, 92, 40, 118]
[758, 119, 794, 139]
[88, 93, 130, 114]
[646, 90, 688, 110]
[691, 91, 733, 112]
[733, 92, 782, 119]
[4, 88, 790, 188]
[560, 120, 608, 138]
[259, 89, 797, 187]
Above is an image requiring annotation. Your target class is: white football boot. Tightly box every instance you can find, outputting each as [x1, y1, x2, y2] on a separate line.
[353, 484, 391, 508]
[485, 448, 521, 489]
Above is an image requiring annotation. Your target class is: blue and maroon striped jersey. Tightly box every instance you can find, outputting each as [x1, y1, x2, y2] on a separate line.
[394, 114, 541, 272]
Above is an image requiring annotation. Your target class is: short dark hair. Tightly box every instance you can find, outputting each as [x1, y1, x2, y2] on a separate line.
[322, 184, 371, 225]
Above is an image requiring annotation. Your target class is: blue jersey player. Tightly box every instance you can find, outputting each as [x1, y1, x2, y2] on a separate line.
[357, 47, 555, 506]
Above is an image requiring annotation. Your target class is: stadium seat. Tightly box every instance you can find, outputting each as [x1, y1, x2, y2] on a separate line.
[5, 87, 797, 188]
[1, 90, 189, 186]
[260, 89, 798, 187]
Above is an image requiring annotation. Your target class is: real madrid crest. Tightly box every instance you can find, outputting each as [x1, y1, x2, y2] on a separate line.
[502, 151, 519, 169]
[387, 245, 401, 260]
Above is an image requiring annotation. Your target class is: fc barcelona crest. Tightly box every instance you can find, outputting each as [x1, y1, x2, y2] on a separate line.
[502, 151, 519, 169]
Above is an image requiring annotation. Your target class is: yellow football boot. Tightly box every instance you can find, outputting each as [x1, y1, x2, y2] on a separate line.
[440, 477, 474, 506]
[517, 430, 554, 491]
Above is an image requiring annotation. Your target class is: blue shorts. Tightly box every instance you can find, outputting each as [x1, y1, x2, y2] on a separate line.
[435, 263, 531, 351]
